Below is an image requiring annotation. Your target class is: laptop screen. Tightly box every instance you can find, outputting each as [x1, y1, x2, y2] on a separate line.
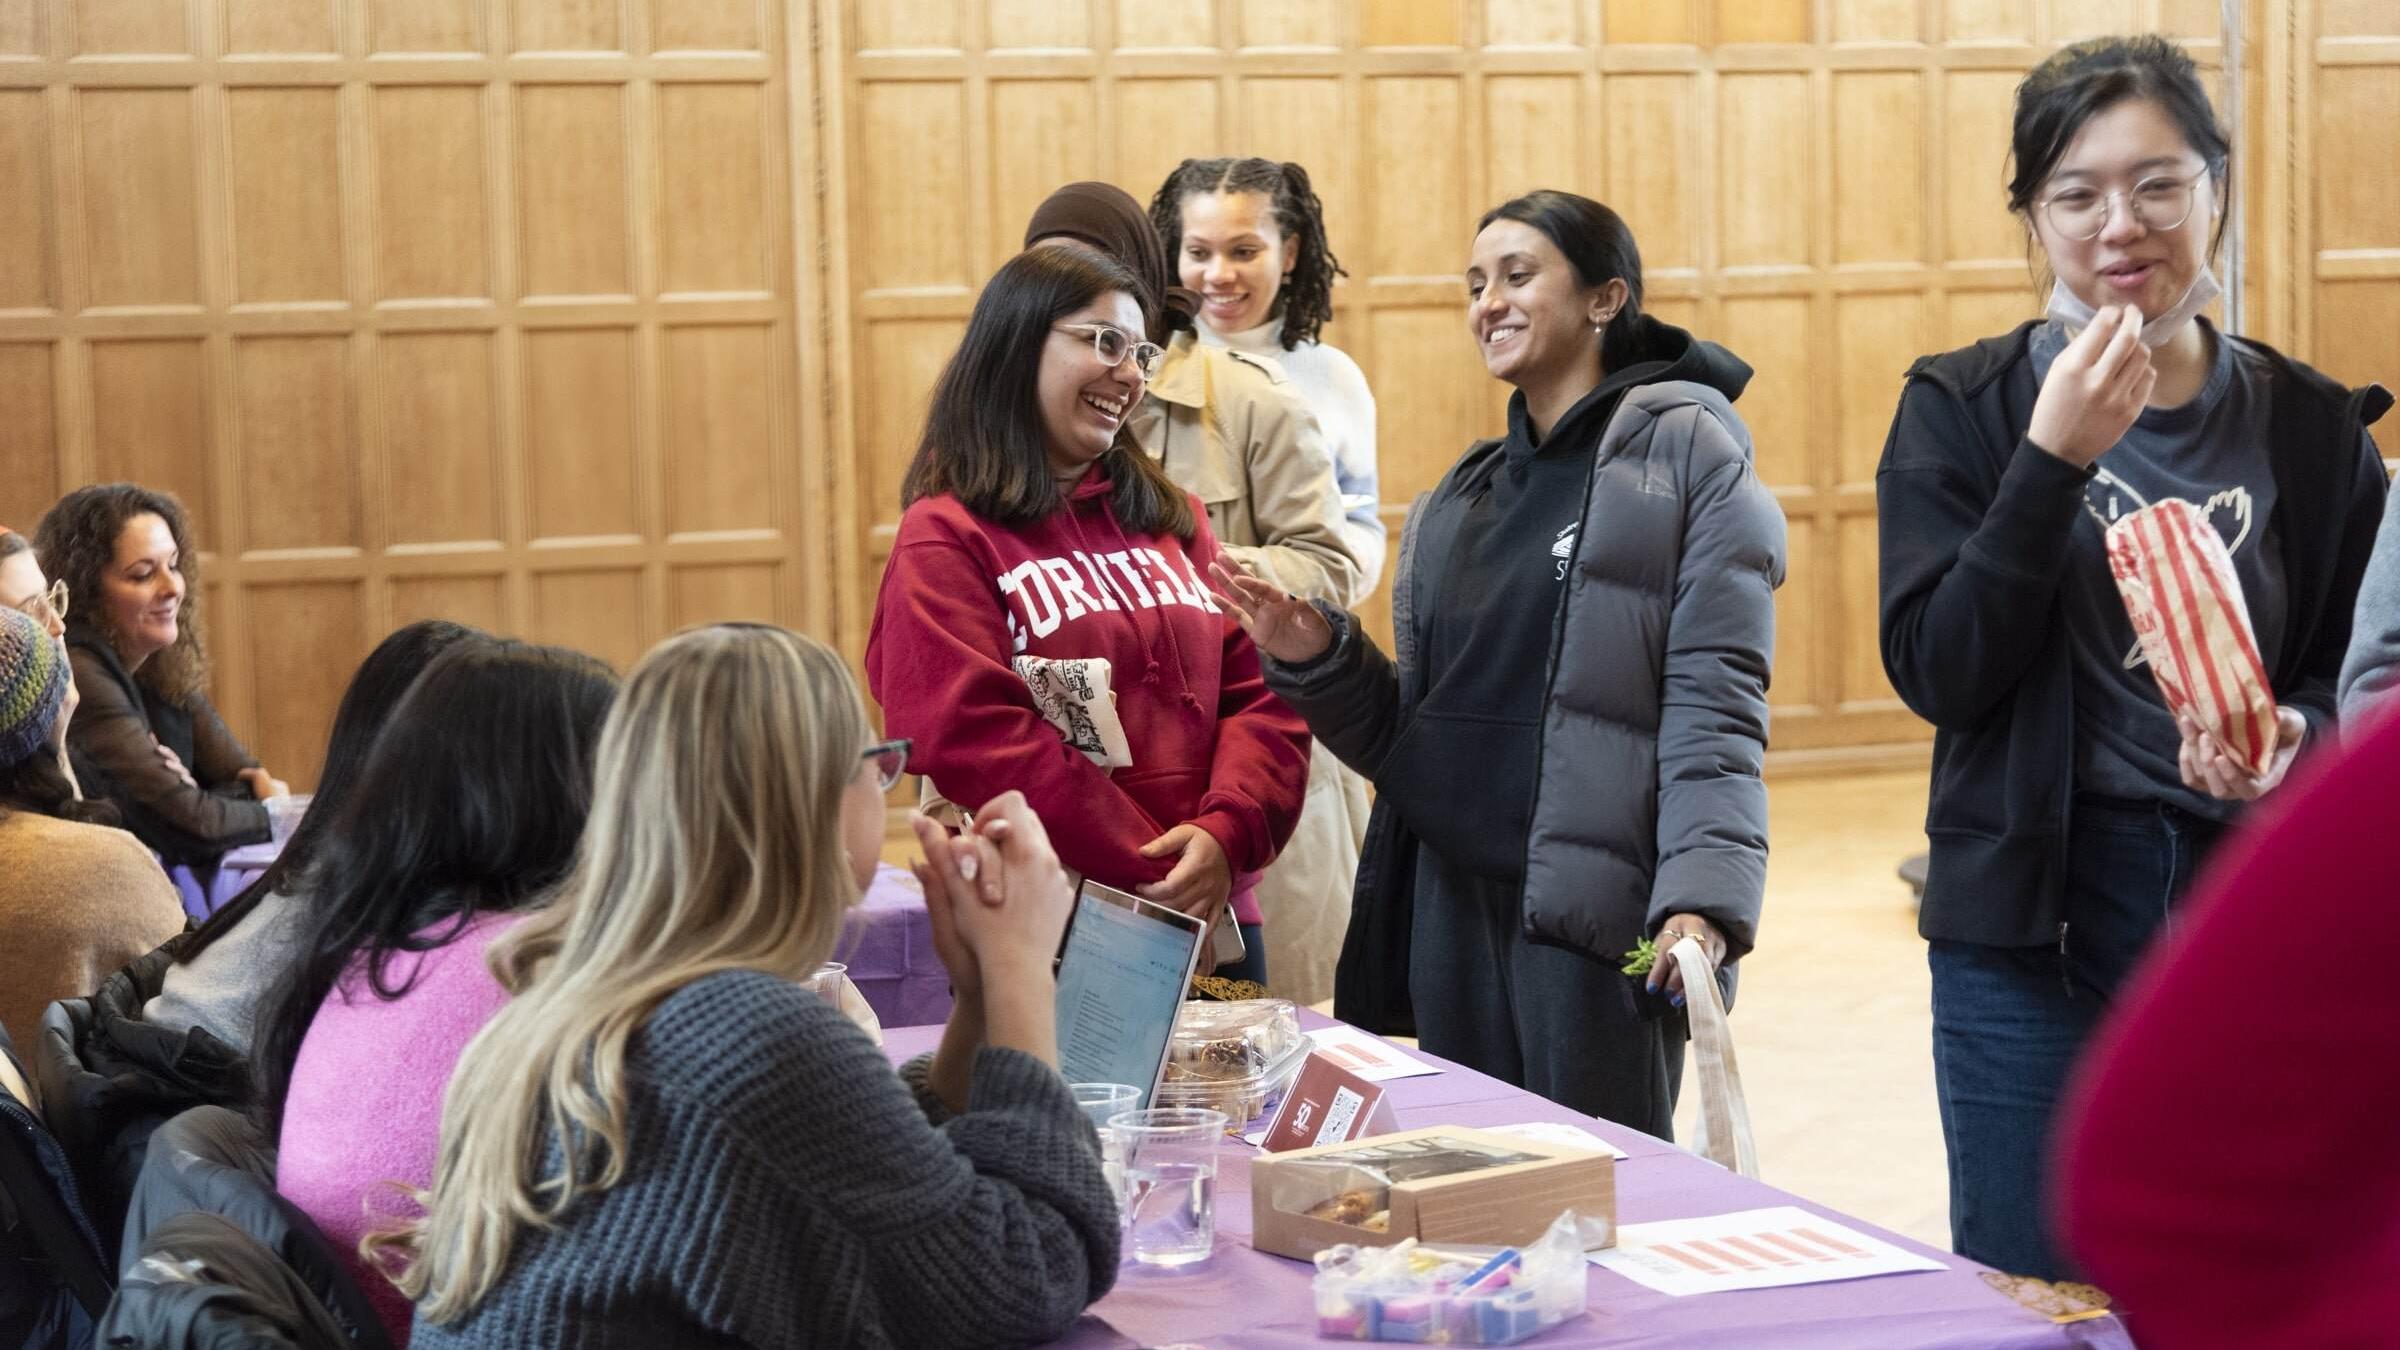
[1054, 881, 1204, 1109]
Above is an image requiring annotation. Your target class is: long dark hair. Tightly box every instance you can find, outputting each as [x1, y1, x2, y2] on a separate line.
[900, 246, 1195, 538]
[178, 620, 480, 965]
[0, 753, 119, 828]
[1149, 157, 1347, 349]
[248, 636, 618, 1135]
[34, 484, 211, 707]
[1475, 190, 1658, 373]
[2008, 36, 2231, 263]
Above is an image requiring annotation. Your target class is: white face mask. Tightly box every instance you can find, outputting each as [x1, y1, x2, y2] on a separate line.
[2046, 268, 2221, 349]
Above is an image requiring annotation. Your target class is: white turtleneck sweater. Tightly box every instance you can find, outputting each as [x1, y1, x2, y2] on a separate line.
[1195, 317, 1385, 592]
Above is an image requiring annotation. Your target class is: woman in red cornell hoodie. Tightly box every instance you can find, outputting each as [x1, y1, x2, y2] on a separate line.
[868, 243, 1308, 981]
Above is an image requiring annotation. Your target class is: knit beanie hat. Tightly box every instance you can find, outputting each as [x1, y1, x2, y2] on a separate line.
[0, 606, 69, 769]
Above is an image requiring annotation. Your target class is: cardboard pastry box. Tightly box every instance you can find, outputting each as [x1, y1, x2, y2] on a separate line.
[1249, 1125, 1616, 1262]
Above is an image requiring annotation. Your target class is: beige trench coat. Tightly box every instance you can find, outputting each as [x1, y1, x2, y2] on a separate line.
[1127, 331, 1373, 1004]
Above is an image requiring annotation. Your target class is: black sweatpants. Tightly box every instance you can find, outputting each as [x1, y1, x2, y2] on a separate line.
[1409, 851, 1686, 1137]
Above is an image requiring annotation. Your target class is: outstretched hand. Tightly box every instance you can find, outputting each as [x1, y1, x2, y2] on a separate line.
[1208, 558, 1335, 665]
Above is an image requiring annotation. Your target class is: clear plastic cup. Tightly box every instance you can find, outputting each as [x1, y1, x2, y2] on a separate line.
[806, 961, 847, 1003]
[265, 792, 312, 846]
[1108, 1106, 1228, 1267]
[1069, 1083, 1140, 1218]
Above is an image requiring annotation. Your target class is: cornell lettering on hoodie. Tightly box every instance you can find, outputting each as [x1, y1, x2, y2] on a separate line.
[996, 543, 1221, 649]
[866, 466, 1309, 926]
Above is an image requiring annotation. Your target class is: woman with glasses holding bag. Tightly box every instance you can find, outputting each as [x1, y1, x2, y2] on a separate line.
[868, 245, 1310, 974]
[1875, 35, 2387, 1280]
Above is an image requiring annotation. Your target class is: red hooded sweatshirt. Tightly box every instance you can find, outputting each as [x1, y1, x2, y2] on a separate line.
[866, 466, 1309, 925]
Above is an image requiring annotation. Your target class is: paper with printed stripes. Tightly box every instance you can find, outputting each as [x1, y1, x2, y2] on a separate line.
[2105, 498, 2279, 777]
[1591, 1206, 1944, 1295]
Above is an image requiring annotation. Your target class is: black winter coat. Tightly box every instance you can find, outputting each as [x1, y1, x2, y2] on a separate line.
[100, 1106, 390, 1350]
[34, 942, 251, 1256]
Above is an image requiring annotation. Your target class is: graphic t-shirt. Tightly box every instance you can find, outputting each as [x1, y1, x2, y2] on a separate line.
[2031, 318, 2285, 819]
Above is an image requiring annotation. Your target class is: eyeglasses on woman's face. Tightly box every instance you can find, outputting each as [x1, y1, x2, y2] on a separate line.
[2037, 173, 2202, 242]
[1052, 322, 1164, 380]
[12, 579, 68, 627]
[861, 737, 911, 792]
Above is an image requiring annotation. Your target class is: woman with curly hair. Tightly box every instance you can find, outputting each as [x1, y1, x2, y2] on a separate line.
[35, 484, 287, 871]
[1152, 157, 1383, 588]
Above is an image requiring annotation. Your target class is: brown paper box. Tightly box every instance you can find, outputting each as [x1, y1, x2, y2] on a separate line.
[1248, 1125, 1616, 1262]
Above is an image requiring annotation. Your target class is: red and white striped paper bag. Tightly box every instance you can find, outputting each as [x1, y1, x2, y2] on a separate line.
[2104, 498, 2278, 777]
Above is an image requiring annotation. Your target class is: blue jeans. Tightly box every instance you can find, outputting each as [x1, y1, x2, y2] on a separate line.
[1929, 796, 2227, 1280]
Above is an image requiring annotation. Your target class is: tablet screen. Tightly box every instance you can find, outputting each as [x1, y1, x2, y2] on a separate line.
[1055, 881, 1204, 1109]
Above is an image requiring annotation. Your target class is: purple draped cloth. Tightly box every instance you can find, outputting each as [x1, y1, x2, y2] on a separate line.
[881, 1014, 2132, 1349]
[166, 839, 281, 920]
[838, 864, 952, 1027]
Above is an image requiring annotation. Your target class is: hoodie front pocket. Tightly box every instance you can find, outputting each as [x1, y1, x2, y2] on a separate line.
[1374, 711, 1541, 881]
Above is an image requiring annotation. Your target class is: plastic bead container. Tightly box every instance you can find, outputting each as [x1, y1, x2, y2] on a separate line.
[1310, 1212, 1592, 1345]
[1155, 999, 1311, 1128]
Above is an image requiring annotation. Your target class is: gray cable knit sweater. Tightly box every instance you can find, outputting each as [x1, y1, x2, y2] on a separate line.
[408, 968, 1119, 1349]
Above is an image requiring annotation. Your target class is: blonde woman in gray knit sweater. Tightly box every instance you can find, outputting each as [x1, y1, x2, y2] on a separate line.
[391, 624, 1116, 1348]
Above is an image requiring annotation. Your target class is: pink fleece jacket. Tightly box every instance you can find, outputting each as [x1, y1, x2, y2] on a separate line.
[276, 910, 523, 1345]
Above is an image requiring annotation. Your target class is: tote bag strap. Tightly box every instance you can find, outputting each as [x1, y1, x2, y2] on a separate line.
[1668, 935, 1760, 1179]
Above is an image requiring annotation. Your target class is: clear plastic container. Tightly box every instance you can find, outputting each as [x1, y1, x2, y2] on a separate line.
[1155, 999, 1309, 1128]
[1311, 1211, 1593, 1345]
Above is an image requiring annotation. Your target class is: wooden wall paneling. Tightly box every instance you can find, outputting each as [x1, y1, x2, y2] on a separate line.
[0, 1, 42, 55]
[225, 87, 347, 305]
[515, 84, 634, 298]
[244, 579, 369, 787]
[89, 339, 216, 530]
[0, 90, 53, 312]
[4, 0, 812, 784]
[2302, 4, 2400, 403]
[0, 344, 59, 510]
[226, 0, 340, 55]
[370, 0, 484, 53]
[73, 0, 193, 56]
[656, 81, 775, 295]
[370, 85, 492, 300]
[523, 326, 642, 539]
[381, 330, 503, 545]
[232, 333, 358, 551]
[826, 0, 2249, 756]
[662, 323, 780, 536]
[79, 89, 205, 308]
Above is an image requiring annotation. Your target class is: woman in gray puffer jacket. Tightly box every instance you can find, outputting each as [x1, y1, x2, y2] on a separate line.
[1213, 190, 1786, 1135]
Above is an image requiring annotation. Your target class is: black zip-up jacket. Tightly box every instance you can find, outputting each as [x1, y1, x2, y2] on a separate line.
[1877, 321, 2390, 948]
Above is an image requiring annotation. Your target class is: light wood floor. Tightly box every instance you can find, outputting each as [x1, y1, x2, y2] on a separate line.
[1676, 768, 1947, 1248]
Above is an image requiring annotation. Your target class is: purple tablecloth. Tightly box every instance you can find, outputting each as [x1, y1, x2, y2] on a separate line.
[881, 1014, 2132, 1350]
[166, 840, 281, 920]
[838, 864, 952, 1027]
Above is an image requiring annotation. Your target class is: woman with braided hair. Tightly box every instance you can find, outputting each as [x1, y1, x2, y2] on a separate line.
[1147, 160, 1382, 1003]
[1151, 157, 1383, 589]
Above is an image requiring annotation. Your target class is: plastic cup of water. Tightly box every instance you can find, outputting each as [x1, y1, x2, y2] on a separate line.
[806, 962, 847, 1003]
[1107, 1106, 1228, 1267]
[1069, 1083, 1141, 1218]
